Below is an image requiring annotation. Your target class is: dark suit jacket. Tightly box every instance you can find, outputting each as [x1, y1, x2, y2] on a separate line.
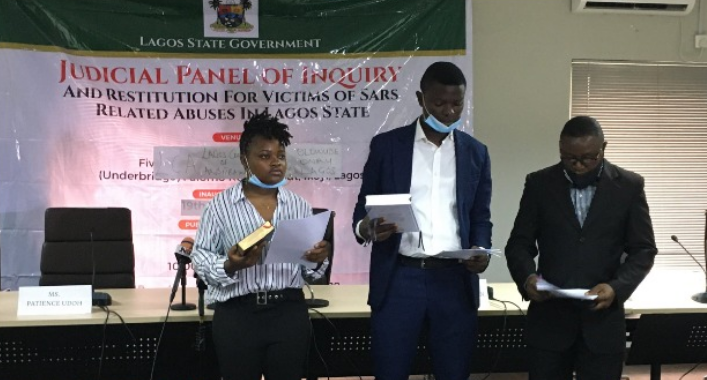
[505, 161, 657, 353]
[352, 122, 493, 311]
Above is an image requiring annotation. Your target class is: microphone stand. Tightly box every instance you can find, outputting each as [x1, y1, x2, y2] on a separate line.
[194, 276, 207, 351]
[196, 276, 207, 317]
[304, 282, 329, 308]
[194, 270, 216, 311]
[672, 234, 707, 303]
[693, 292, 707, 303]
[89, 231, 112, 306]
[303, 209, 334, 308]
[170, 254, 196, 311]
[699, 210, 707, 303]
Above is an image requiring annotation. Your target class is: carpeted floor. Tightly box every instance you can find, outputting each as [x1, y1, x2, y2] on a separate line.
[334, 364, 707, 380]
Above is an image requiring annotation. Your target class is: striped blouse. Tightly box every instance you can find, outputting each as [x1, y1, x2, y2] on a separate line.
[191, 181, 329, 304]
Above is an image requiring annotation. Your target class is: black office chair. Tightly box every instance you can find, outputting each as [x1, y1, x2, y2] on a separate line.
[39, 207, 136, 288]
[308, 208, 335, 285]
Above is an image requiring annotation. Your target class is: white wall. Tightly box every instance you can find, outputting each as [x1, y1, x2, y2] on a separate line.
[472, 0, 707, 282]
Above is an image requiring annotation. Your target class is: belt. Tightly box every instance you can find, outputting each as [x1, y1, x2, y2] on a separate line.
[232, 288, 304, 306]
[397, 254, 461, 269]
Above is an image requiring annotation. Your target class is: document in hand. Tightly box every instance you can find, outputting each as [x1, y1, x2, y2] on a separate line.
[364, 194, 419, 232]
[435, 248, 502, 260]
[237, 221, 275, 252]
[263, 211, 332, 268]
[535, 278, 597, 300]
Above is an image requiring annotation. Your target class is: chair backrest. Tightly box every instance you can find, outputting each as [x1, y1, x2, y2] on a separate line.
[39, 207, 135, 289]
[310, 208, 335, 285]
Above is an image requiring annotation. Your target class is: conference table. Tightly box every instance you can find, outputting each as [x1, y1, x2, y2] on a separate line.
[622, 283, 707, 380]
[0, 283, 528, 380]
[1, 283, 706, 380]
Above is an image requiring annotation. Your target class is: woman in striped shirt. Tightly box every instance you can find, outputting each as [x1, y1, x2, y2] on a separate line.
[191, 112, 331, 380]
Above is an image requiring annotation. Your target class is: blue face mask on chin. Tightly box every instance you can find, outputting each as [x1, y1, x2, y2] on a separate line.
[244, 158, 288, 189]
[422, 100, 463, 133]
[247, 174, 288, 189]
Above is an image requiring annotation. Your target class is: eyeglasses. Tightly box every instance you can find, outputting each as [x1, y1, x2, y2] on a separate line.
[560, 150, 603, 167]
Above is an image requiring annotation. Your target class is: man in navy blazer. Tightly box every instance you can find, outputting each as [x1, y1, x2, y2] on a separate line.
[505, 116, 657, 380]
[352, 62, 492, 380]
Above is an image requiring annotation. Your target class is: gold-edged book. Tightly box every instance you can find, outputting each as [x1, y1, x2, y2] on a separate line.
[237, 222, 275, 252]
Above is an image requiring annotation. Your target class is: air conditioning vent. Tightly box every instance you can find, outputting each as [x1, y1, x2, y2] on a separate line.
[587, 1, 688, 11]
[571, 0, 695, 15]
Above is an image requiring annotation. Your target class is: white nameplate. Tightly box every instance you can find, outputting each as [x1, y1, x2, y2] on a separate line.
[479, 278, 490, 308]
[17, 285, 92, 316]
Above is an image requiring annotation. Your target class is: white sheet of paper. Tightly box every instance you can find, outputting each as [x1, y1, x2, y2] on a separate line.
[536, 278, 597, 300]
[263, 211, 331, 268]
[435, 248, 502, 260]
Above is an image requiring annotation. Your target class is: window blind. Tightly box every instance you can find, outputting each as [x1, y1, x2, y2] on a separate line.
[572, 61, 707, 270]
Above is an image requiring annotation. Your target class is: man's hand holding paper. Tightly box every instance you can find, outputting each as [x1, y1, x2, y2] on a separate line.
[535, 277, 598, 301]
[463, 251, 490, 273]
[524, 274, 553, 302]
[586, 283, 616, 310]
[436, 248, 502, 260]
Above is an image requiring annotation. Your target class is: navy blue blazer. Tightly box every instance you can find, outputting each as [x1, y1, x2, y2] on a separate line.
[352, 122, 493, 311]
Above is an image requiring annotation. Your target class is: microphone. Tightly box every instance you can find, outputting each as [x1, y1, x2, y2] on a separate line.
[170, 237, 196, 311]
[671, 234, 707, 303]
[304, 282, 329, 308]
[174, 237, 194, 263]
[488, 286, 495, 301]
[90, 230, 112, 306]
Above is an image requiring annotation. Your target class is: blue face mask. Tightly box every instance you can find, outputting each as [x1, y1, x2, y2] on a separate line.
[248, 174, 288, 189]
[422, 100, 463, 133]
[245, 158, 288, 189]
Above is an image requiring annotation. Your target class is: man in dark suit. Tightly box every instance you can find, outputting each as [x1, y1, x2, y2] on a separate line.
[352, 61, 492, 380]
[505, 116, 657, 380]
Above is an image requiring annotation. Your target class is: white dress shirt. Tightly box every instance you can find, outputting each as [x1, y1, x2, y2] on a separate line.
[399, 121, 461, 257]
